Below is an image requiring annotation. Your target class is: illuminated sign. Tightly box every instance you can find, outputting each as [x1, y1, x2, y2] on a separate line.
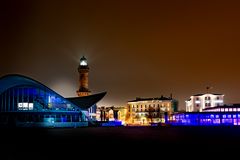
[18, 103, 34, 110]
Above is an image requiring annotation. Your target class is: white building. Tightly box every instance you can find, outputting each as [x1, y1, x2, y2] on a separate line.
[186, 93, 224, 112]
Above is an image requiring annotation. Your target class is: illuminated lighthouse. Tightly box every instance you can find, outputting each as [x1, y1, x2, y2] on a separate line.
[77, 56, 91, 97]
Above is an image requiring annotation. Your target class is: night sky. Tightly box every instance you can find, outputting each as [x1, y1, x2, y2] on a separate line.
[1, 0, 240, 110]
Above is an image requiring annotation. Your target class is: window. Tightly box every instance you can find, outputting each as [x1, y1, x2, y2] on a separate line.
[18, 103, 34, 110]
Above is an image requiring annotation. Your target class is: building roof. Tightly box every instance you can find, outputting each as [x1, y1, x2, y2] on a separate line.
[193, 93, 223, 96]
[67, 92, 107, 110]
[0, 74, 58, 96]
[80, 56, 87, 61]
[203, 104, 240, 110]
[0, 74, 106, 110]
[128, 96, 172, 102]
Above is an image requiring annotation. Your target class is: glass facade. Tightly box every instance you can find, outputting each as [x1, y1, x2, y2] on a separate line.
[0, 85, 88, 127]
[0, 86, 80, 112]
[171, 112, 240, 126]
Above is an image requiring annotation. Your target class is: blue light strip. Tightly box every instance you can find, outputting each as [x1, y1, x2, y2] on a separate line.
[169, 112, 240, 126]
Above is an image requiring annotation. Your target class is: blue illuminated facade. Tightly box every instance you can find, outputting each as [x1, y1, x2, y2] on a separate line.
[170, 112, 240, 126]
[0, 74, 105, 128]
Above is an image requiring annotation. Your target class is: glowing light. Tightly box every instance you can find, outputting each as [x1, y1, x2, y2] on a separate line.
[80, 60, 87, 66]
[214, 100, 223, 103]
[18, 103, 34, 110]
[48, 96, 51, 103]
[195, 101, 201, 104]
[29, 103, 33, 110]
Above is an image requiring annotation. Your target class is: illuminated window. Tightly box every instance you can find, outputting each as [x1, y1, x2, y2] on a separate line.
[29, 103, 33, 110]
[18, 103, 34, 111]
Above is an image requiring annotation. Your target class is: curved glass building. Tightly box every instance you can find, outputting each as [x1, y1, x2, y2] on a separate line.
[0, 74, 106, 128]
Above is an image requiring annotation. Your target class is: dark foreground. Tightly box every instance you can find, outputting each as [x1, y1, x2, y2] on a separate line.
[1, 126, 240, 159]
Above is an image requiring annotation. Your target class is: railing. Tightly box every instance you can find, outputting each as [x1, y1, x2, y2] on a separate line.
[16, 122, 88, 128]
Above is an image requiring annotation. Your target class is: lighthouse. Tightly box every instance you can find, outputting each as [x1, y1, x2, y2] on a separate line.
[77, 56, 91, 97]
